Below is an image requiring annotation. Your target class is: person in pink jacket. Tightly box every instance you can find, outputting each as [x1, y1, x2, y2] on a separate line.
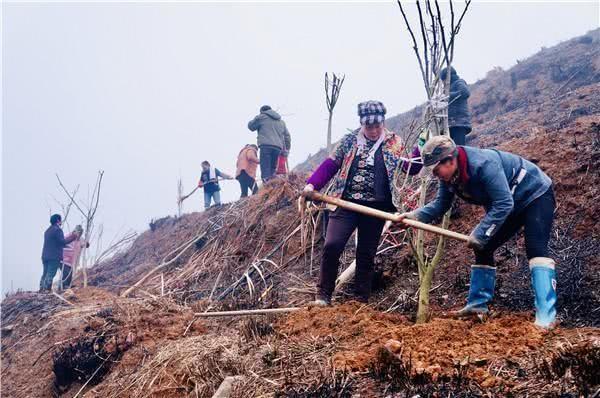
[61, 225, 89, 289]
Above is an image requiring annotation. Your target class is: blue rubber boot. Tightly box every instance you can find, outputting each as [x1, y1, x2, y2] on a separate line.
[457, 265, 496, 316]
[530, 257, 557, 329]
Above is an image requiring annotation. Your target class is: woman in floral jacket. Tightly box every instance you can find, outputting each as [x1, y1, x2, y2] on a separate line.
[303, 101, 421, 305]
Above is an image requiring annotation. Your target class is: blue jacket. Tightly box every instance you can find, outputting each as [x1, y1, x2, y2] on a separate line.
[414, 146, 552, 245]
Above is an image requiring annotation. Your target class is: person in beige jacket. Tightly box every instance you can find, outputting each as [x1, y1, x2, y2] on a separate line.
[236, 144, 260, 197]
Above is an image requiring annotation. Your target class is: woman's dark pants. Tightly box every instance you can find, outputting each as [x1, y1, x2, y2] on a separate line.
[61, 263, 73, 289]
[317, 206, 387, 302]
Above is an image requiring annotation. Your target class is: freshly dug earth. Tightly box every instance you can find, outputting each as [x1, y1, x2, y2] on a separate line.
[209, 303, 600, 397]
[279, 304, 544, 382]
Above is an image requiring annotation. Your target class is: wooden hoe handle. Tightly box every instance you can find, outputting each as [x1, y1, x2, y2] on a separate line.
[304, 191, 469, 243]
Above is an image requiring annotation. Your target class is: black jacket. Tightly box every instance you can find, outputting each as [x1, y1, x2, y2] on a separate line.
[41, 225, 76, 261]
[447, 71, 472, 130]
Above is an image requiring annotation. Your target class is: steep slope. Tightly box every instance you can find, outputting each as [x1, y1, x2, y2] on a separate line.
[2, 29, 600, 398]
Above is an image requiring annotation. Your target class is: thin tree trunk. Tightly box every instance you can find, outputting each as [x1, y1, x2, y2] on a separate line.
[326, 112, 333, 153]
[416, 263, 435, 324]
[416, 212, 450, 324]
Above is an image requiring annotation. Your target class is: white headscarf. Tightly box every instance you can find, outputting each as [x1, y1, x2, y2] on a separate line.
[356, 128, 386, 166]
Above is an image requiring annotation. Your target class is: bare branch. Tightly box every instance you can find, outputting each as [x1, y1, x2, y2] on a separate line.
[416, 1, 430, 86]
[92, 230, 137, 267]
[435, 0, 450, 67]
[448, 0, 472, 61]
[397, 0, 430, 98]
[56, 174, 87, 218]
[324, 72, 345, 152]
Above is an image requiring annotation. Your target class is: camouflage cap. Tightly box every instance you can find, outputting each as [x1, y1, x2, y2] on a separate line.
[421, 135, 458, 168]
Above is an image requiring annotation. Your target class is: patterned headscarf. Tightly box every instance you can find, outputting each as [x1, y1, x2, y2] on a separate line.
[357, 101, 386, 125]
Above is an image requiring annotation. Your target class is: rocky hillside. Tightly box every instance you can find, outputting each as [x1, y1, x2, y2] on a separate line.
[2, 29, 600, 398]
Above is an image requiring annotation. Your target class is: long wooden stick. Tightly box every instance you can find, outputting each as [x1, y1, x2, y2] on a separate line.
[179, 186, 199, 203]
[304, 191, 469, 243]
[208, 270, 223, 302]
[52, 291, 74, 306]
[195, 307, 301, 317]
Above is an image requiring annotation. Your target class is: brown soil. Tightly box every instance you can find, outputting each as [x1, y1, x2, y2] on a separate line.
[278, 304, 546, 383]
[1, 287, 204, 397]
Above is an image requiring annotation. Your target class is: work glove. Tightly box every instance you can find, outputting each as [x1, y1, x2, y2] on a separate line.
[297, 184, 314, 214]
[467, 232, 484, 251]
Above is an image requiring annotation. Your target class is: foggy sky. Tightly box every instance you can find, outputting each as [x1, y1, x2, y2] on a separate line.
[2, 1, 599, 294]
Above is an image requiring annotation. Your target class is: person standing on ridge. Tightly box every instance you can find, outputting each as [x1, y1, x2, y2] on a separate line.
[60, 224, 89, 290]
[198, 160, 233, 210]
[248, 105, 291, 182]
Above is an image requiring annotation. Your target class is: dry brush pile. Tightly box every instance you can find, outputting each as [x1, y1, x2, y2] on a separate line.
[1, 288, 205, 397]
[90, 175, 333, 310]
